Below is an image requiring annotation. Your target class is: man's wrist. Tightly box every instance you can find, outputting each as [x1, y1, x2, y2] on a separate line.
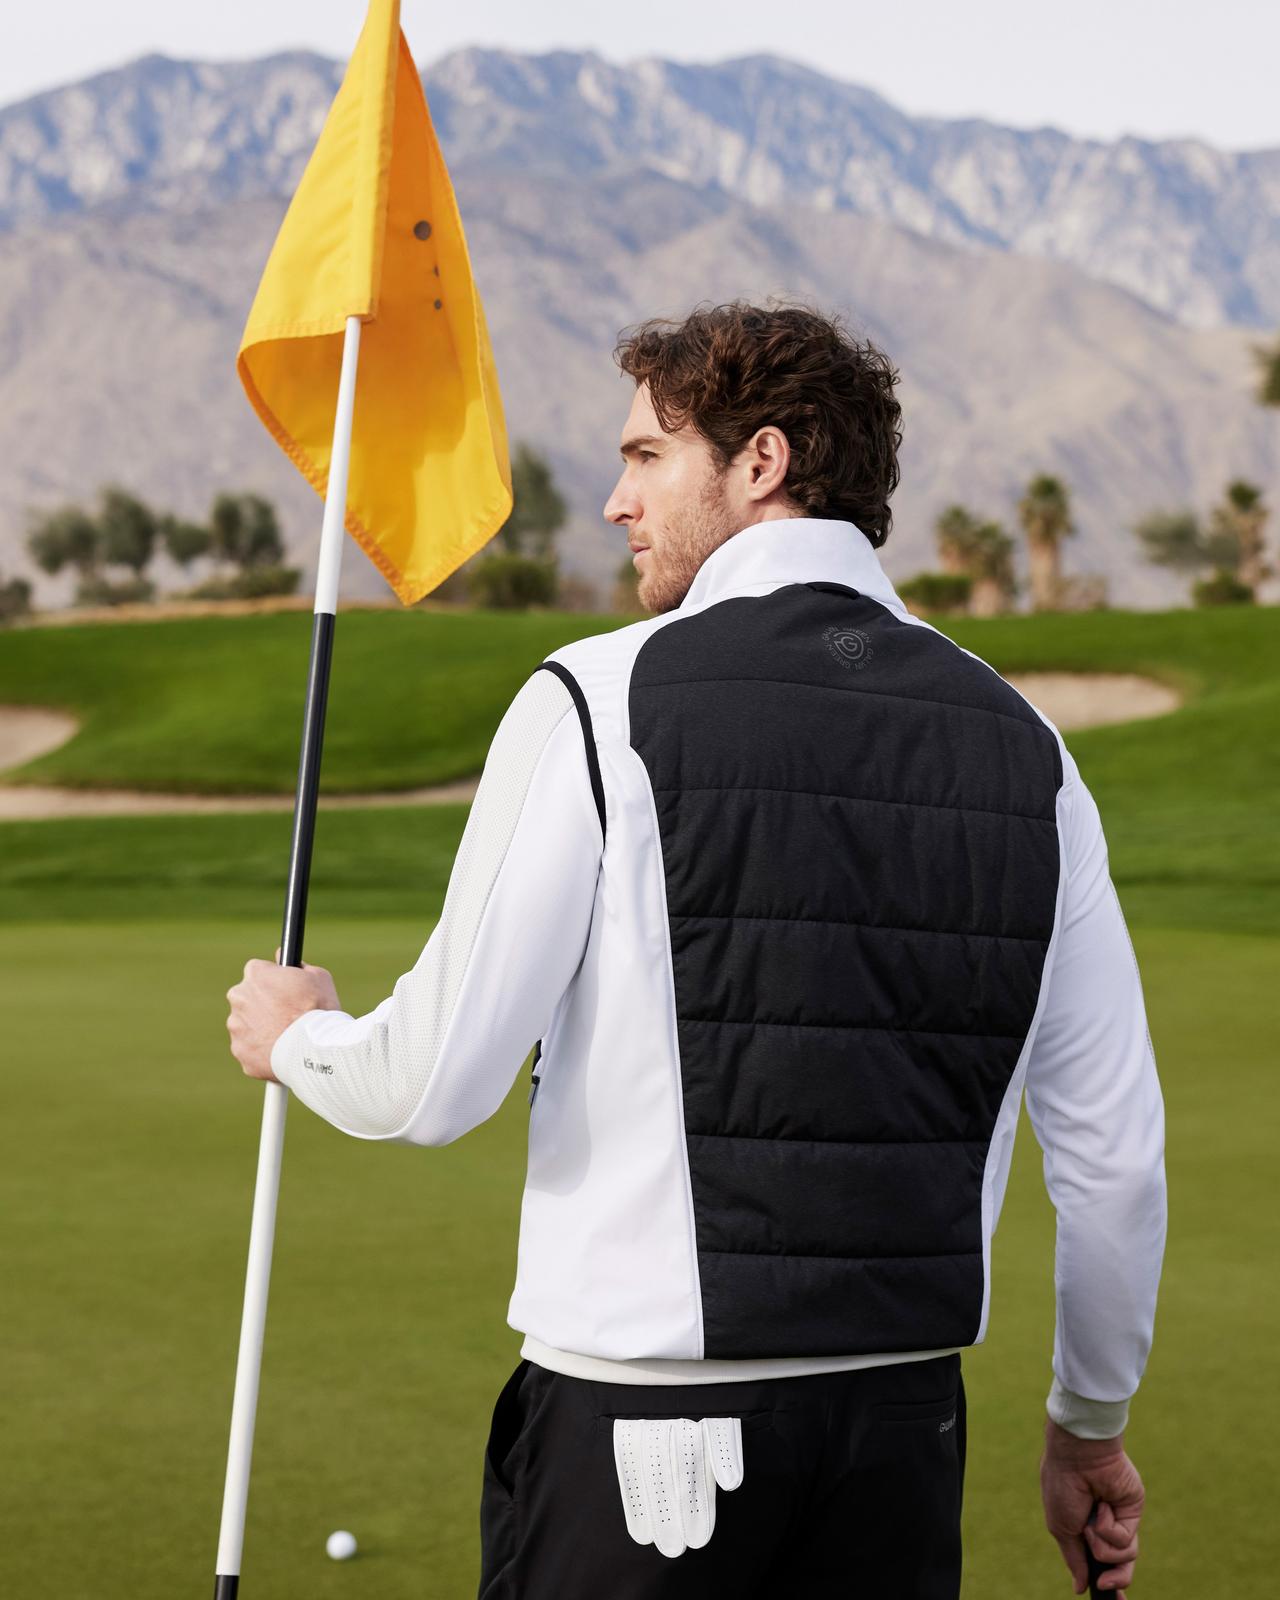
[1045, 1375, 1130, 1442]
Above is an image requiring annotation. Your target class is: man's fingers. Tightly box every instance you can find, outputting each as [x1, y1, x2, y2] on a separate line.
[1093, 1498, 1140, 1541]
[1086, 1501, 1140, 1565]
[276, 943, 326, 972]
[1086, 1521, 1139, 1564]
[1081, 1500, 1138, 1592]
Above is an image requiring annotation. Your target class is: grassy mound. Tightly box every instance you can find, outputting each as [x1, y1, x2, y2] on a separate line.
[1, 604, 1276, 933]
[0, 607, 626, 794]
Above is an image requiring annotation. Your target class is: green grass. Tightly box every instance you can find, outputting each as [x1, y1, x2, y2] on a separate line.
[0, 606, 626, 794]
[968, 609, 1280, 938]
[2, 602, 1278, 1594]
[2, 918, 1273, 1596]
[2, 603, 1278, 934]
[0, 805, 467, 923]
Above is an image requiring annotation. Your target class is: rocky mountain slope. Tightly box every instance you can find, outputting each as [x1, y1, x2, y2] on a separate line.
[3, 48, 1278, 329]
[1, 50, 1277, 609]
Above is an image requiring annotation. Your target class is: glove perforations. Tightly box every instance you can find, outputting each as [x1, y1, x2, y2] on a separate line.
[612, 1414, 745, 1558]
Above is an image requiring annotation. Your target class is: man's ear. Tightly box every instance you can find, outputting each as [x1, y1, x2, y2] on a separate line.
[743, 425, 791, 502]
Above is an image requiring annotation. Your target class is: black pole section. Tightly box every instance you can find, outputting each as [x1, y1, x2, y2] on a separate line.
[279, 610, 337, 968]
[212, 608, 336, 1600]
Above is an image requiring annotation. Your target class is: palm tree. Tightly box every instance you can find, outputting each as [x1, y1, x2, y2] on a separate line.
[1207, 480, 1271, 593]
[967, 521, 1018, 617]
[1017, 474, 1075, 612]
[935, 505, 981, 578]
[933, 505, 1016, 615]
[1132, 506, 1251, 606]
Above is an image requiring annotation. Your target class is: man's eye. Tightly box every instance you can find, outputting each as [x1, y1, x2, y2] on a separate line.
[638, 450, 655, 461]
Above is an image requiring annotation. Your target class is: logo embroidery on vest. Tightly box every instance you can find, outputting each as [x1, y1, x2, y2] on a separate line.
[821, 624, 874, 671]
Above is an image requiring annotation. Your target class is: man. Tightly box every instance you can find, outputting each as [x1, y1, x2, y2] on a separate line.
[227, 302, 1166, 1597]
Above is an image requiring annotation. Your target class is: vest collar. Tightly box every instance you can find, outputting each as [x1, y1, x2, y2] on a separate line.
[677, 517, 908, 619]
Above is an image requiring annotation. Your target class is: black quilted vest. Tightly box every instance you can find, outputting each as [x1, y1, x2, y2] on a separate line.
[627, 581, 1064, 1358]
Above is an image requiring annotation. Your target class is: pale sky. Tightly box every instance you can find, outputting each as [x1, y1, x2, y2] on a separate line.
[7, 0, 1278, 152]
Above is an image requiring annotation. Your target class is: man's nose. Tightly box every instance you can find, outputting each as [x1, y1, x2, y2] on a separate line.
[604, 473, 638, 527]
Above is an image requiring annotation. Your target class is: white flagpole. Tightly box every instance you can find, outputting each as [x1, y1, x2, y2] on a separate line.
[214, 315, 363, 1600]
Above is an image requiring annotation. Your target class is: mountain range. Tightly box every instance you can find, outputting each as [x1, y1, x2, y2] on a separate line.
[1, 48, 1277, 608]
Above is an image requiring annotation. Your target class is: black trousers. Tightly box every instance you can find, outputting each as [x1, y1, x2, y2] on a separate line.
[478, 1352, 965, 1598]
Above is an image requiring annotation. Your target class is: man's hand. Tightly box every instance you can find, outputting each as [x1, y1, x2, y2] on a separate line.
[226, 951, 341, 1082]
[1041, 1416, 1145, 1596]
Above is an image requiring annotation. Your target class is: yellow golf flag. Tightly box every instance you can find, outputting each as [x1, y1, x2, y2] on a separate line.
[236, 0, 511, 603]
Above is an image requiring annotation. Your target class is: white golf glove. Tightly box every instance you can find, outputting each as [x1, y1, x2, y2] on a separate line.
[612, 1415, 745, 1557]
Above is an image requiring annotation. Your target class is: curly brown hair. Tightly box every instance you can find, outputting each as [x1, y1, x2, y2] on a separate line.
[614, 300, 904, 548]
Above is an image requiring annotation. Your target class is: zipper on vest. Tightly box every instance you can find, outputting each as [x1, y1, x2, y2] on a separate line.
[528, 1038, 543, 1107]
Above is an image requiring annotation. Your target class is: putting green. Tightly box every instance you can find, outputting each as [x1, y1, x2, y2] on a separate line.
[1, 916, 1274, 1596]
[2, 599, 1276, 1592]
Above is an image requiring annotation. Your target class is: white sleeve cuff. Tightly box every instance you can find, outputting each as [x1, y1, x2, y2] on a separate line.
[269, 1009, 334, 1087]
[1046, 1375, 1131, 1439]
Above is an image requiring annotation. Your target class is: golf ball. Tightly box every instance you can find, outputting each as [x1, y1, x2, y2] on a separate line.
[326, 1529, 358, 1561]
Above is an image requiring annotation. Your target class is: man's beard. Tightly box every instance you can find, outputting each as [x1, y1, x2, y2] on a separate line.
[639, 463, 741, 615]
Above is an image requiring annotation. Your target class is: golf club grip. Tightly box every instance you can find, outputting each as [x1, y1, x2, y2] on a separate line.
[1085, 1499, 1116, 1597]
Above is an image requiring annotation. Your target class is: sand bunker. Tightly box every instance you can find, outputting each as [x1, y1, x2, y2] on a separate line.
[0, 671, 1183, 821]
[0, 707, 81, 774]
[1001, 671, 1182, 731]
[0, 771, 480, 821]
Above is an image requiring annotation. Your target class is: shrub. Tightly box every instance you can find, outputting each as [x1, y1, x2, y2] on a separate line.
[1192, 570, 1254, 607]
[498, 444, 568, 559]
[466, 553, 560, 609]
[185, 566, 301, 601]
[897, 572, 973, 615]
[0, 576, 32, 625]
[422, 568, 469, 604]
[73, 575, 156, 607]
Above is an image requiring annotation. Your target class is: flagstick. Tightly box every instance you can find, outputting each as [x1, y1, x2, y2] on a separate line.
[214, 315, 363, 1600]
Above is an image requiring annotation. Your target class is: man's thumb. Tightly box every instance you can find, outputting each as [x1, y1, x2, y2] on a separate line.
[1093, 1499, 1119, 1540]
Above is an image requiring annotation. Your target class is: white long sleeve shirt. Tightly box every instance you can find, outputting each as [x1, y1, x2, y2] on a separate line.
[271, 520, 1166, 1434]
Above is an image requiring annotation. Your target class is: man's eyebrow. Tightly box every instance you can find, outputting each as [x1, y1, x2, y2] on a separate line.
[619, 434, 666, 460]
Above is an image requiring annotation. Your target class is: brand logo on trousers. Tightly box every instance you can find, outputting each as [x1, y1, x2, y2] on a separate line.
[939, 1413, 956, 1433]
[822, 624, 873, 670]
